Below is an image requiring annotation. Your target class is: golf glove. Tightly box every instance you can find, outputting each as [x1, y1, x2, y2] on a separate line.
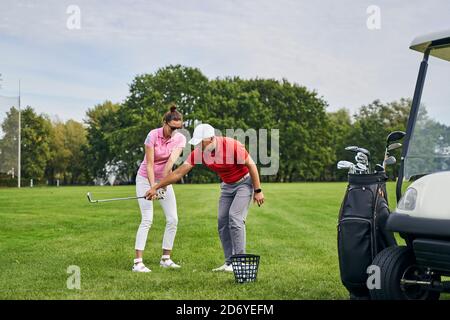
[156, 188, 166, 200]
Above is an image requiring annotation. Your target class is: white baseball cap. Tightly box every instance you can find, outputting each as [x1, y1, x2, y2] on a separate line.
[188, 123, 215, 145]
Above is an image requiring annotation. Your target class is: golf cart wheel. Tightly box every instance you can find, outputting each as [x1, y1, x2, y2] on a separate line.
[369, 246, 440, 300]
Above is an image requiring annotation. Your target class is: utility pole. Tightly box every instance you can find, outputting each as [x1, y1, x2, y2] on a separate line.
[18, 80, 21, 188]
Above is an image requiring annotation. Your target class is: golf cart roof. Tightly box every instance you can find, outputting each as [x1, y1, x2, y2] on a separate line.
[410, 30, 450, 61]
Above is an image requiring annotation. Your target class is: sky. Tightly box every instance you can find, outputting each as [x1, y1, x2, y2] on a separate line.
[0, 0, 449, 122]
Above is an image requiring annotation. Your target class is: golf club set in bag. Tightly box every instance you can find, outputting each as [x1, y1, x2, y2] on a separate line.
[337, 131, 405, 299]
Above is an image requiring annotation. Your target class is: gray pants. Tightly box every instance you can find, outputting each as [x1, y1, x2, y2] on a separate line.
[218, 175, 253, 264]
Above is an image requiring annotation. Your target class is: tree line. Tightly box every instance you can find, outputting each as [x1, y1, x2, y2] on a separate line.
[0, 65, 411, 186]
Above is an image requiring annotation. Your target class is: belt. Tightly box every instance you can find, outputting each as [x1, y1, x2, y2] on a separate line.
[231, 173, 250, 184]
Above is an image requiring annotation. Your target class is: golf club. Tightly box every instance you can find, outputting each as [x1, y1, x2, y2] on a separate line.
[383, 156, 396, 170]
[356, 162, 369, 174]
[346, 146, 371, 174]
[337, 160, 355, 174]
[355, 152, 368, 163]
[87, 190, 165, 203]
[345, 146, 371, 158]
[386, 131, 406, 145]
[355, 152, 370, 173]
[388, 142, 402, 152]
[374, 164, 385, 173]
[384, 131, 405, 165]
[384, 142, 403, 165]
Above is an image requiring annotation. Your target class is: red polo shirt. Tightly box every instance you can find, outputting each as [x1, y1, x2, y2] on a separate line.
[185, 136, 250, 183]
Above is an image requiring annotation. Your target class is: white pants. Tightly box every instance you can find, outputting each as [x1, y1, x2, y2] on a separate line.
[135, 174, 178, 251]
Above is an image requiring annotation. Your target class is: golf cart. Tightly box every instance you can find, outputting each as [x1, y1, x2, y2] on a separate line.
[369, 30, 450, 300]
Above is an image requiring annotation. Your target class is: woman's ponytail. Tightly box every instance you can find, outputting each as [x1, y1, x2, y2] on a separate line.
[163, 103, 183, 123]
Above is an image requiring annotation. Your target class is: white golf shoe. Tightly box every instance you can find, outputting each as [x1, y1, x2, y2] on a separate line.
[160, 258, 181, 269]
[212, 263, 233, 272]
[132, 258, 151, 273]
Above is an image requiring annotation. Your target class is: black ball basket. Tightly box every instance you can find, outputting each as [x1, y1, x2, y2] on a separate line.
[230, 254, 260, 283]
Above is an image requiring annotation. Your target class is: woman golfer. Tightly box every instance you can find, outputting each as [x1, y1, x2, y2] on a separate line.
[133, 105, 186, 272]
[145, 123, 265, 272]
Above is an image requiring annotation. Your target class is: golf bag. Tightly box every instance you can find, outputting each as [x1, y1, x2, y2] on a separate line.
[337, 172, 397, 299]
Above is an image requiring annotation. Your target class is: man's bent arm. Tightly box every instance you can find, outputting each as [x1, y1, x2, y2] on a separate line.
[153, 163, 193, 190]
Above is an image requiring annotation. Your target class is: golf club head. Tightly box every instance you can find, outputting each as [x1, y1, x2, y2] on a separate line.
[356, 151, 368, 158]
[387, 131, 406, 144]
[387, 142, 402, 151]
[86, 192, 96, 203]
[384, 156, 397, 166]
[356, 162, 367, 170]
[356, 147, 370, 157]
[337, 160, 354, 169]
[375, 164, 385, 172]
[345, 146, 370, 158]
[355, 152, 368, 163]
[345, 146, 359, 152]
[337, 160, 356, 174]
[355, 159, 368, 167]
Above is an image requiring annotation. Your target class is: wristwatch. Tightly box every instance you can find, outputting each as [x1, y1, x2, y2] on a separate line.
[254, 188, 262, 194]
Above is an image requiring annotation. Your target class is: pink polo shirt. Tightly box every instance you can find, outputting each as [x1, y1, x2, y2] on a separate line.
[138, 127, 186, 180]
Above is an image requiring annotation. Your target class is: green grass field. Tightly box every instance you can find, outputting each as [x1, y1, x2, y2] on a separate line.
[1, 182, 448, 300]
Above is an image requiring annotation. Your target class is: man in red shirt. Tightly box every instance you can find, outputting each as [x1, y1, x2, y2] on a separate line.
[145, 123, 265, 272]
